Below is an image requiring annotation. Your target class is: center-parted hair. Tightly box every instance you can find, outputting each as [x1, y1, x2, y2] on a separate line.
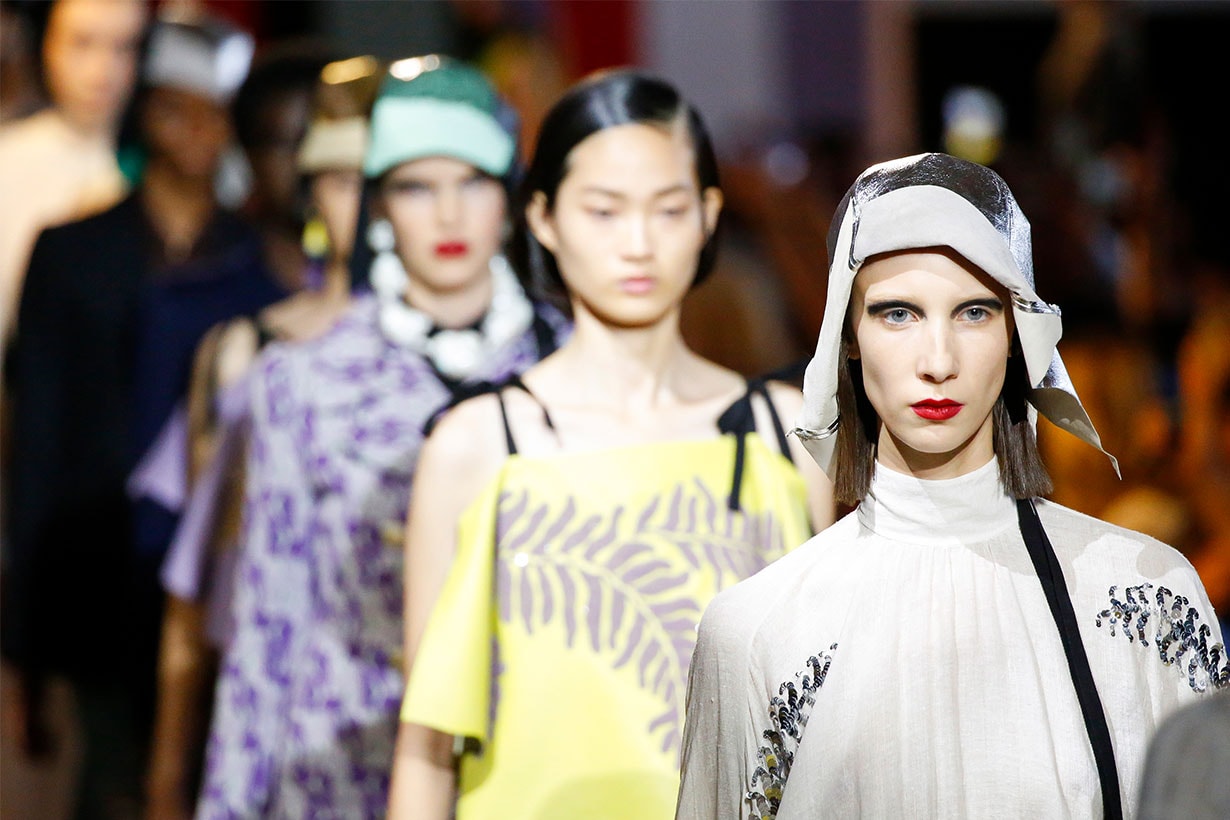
[510, 70, 722, 309]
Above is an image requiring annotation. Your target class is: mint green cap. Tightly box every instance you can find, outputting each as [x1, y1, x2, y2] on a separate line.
[363, 55, 516, 179]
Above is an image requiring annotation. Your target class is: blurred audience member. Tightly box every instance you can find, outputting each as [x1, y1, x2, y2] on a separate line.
[0, 0, 146, 349]
[230, 41, 339, 292]
[1, 13, 254, 820]
[0, 1, 44, 121]
[142, 56, 378, 820]
[1137, 690, 1230, 820]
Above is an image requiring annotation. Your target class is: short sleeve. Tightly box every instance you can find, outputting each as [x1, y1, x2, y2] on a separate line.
[400, 477, 504, 743]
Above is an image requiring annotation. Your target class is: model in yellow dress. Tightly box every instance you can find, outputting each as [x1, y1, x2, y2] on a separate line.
[387, 70, 834, 819]
[403, 381, 811, 817]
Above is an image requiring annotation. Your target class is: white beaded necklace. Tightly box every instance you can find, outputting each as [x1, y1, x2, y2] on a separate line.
[367, 218, 534, 380]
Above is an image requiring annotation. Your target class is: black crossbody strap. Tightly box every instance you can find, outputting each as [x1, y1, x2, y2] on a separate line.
[1016, 498, 1123, 820]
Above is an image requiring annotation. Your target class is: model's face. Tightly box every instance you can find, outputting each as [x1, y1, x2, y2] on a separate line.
[246, 90, 313, 222]
[43, 0, 146, 132]
[311, 168, 363, 263]
[141, 86, 231, 180]
[528, 122, 721, 328]
[849, 249, 1014, 479]
[378, 156, 507, 297]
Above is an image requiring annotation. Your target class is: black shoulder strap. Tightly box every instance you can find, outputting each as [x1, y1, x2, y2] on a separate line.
[1016, 498, 1123, 820]
[494, 389, 517, 456]
[254, 318, 278, 349]
[748, 378, 791, 456]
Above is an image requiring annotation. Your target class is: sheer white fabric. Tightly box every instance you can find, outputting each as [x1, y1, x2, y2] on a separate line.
[678, 459, 1225, 819]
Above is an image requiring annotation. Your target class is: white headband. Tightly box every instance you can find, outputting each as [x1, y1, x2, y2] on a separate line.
[793, 153, 1118, 479]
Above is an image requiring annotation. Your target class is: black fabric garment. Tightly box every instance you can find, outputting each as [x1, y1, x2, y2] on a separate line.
[1, 193, 265, 681]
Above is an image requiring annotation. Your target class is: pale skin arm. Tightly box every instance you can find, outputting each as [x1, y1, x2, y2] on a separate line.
[762, 381, 837, 533]
[145, 319, 258, 820]
[387, 396, 508, 820]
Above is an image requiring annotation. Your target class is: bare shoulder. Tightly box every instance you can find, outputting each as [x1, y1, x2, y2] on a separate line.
[211, 316, 261, 391]
[763, 380, 805, 418]
[418, 392, 511, 497]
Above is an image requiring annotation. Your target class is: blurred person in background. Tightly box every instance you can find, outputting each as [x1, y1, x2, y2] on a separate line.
[390, 70, 833, 820]
[1, 13, 255, 819]
[0, 0, 147, 350]
[122, 42, 335, 638]
[141, 55, 379, 820]
[1137, 689, 1230, 820]
[0, 0, 44, 122]
[196, 56, 569, 818]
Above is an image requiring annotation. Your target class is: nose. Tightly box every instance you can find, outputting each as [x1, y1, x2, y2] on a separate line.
[620, 214, 652, 261]
[435, 185, 461, 227]
[918, 322, 958, 384]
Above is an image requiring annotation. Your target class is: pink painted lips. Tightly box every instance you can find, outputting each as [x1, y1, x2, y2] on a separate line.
[619, 276, 656, 295]
[911, 399, 964, 420]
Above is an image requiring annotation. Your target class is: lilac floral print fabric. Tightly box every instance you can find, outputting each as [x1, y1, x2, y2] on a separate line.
[196, 294, 567, 819]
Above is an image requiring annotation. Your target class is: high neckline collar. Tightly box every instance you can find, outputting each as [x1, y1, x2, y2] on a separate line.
[857, 458, 1018, 545]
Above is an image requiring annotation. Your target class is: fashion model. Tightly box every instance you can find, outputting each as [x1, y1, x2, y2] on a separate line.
[389, 70, 834, 820]
[676, 153, 1227, 820]
[193, 56, 567, 818]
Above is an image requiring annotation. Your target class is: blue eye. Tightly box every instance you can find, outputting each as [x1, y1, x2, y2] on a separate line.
[884, 308, 911, 324]
[961, 306, 994, 322]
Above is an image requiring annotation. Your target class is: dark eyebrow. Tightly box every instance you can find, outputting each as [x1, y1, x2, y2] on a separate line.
[865, 299, 920, 315]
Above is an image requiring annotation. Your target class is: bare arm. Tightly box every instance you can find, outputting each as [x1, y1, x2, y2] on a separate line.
[387, 396, 508, 820]
[146, 319, 258, 819]
[145, 596, 213, 820]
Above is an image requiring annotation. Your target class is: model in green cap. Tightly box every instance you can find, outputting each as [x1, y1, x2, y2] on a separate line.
[195, 55, 569, 818]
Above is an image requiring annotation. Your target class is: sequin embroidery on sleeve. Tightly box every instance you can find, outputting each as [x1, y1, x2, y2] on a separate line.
[746, 644, 838, 819]
[1096, 583, 1229, 693]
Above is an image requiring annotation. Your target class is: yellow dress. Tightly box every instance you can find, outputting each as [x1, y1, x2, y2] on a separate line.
[403, 420, 810, 819]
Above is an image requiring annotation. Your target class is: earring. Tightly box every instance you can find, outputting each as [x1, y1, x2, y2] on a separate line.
[367, 217, 396, 254]
[302, 214, 329, 259]
[367, 218, 408, 297]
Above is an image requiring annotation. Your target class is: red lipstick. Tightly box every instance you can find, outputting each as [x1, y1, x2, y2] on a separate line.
[912, 399, 963, 420]
[435, 241, 468, 258]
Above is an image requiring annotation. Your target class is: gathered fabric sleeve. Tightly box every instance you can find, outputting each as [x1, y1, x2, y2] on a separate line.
[400, 475, 504, 744]
[676, 590, 763, 820]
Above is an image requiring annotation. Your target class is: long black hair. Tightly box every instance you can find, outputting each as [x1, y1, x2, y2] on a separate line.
[510, 70, 722, 310]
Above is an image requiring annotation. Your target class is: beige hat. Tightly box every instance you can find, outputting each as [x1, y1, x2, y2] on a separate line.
[296, 56, 382, 174]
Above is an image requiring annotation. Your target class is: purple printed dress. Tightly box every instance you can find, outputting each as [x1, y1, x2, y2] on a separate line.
[196, 294, 567, 819]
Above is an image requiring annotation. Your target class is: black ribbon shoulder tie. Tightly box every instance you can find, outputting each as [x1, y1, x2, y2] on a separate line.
[1016, 498, 1123, 820]
[718, 379, 792, 513]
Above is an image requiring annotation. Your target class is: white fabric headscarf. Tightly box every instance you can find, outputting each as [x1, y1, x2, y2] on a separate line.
[793, 152, 1118, 479]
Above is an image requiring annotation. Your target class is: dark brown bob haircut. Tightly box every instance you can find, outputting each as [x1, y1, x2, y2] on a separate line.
[832, 251, 1054, 506]
[509, 69, 722, 311]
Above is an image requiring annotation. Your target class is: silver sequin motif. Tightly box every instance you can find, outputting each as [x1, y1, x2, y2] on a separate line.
[746, 644, 837, 819]
[1096, 583, 1229, 693]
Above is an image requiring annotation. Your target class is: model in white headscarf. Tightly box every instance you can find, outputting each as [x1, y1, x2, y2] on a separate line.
[677, 153, 1226, 820]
